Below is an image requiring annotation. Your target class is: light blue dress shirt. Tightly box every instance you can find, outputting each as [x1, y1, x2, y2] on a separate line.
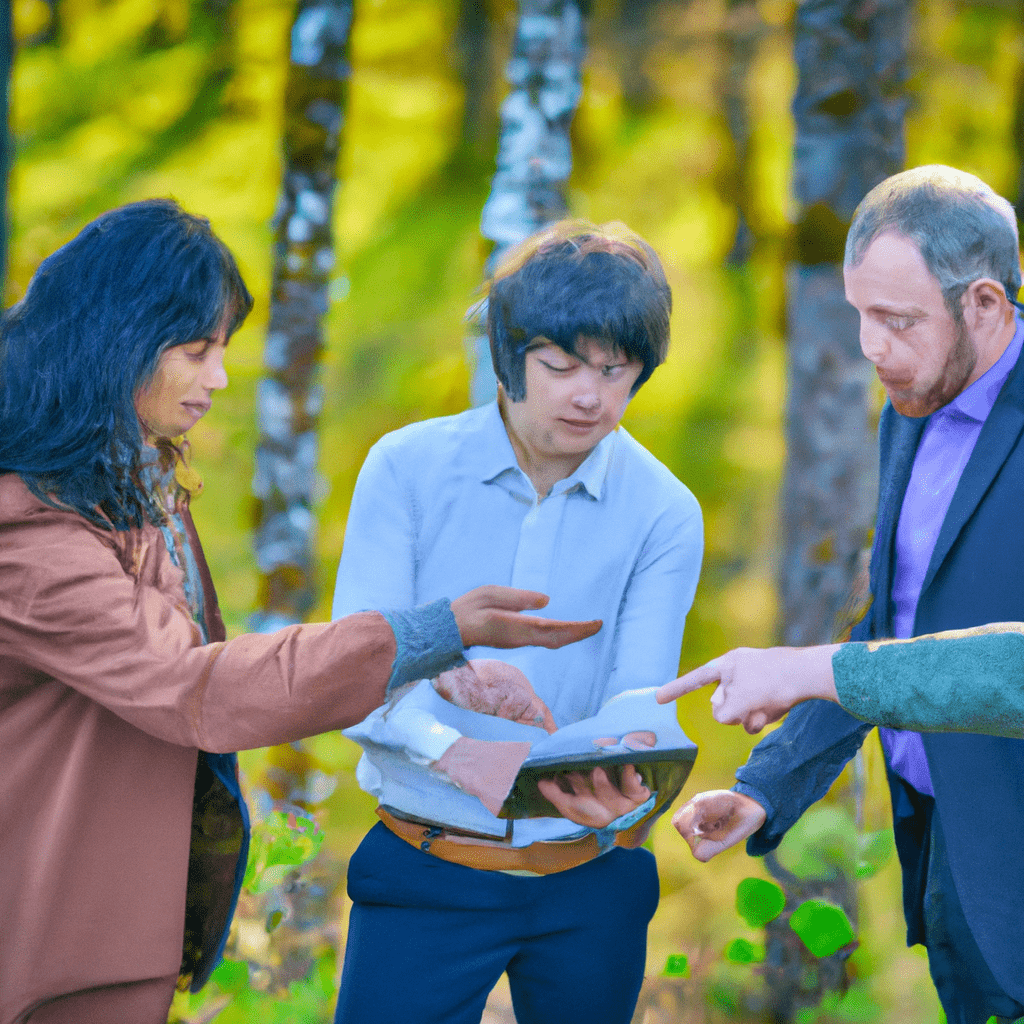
[332, 401, 703, 845]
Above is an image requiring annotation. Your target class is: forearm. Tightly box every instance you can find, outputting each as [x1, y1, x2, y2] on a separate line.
[195, 601, 466, 752]
[735, 699, 874, 854]
[834, 624, 1024, 737]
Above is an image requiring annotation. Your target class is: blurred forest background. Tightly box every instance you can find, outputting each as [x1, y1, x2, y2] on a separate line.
[6, 0, 1023, 1020]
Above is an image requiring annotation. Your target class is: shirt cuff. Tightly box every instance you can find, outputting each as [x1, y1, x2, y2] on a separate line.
[593, 793, 658, 852]
[385, 706, 462, 765]
[380, 598, 466, 696]
[731, 781, 774, 822]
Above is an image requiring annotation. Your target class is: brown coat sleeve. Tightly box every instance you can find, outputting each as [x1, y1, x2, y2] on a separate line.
[0, 486, 397, 753]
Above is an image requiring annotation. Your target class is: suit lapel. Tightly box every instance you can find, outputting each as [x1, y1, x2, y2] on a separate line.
[920, 350, 1024, 597]
[873, 408, 927, 635]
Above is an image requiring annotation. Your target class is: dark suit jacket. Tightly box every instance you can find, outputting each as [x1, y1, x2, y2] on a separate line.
[735, 341, 1024, 999]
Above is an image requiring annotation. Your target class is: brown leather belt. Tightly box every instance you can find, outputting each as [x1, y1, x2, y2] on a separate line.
[376, 806, 605, 874]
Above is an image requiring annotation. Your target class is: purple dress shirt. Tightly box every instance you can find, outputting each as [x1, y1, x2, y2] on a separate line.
[881, 315, 1024, 795]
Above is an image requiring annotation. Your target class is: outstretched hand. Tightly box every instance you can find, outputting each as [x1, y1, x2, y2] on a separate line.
[537, 765, 650, 830]
[451, 586, 601, 652]
[655, 644, 841, 734]
[672, 790, 766, 862]
[433, 660, 557, 733]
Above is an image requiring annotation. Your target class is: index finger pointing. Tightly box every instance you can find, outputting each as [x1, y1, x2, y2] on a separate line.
[656, 660, 725, 703]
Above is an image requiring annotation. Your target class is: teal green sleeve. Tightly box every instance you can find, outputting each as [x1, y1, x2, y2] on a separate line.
[833, 626, 1024, 738]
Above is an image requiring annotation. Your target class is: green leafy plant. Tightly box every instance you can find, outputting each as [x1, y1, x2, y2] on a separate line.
[242, 809, 325, 896]
[663, 953, 690, 978]
[736, 876, 786, 927]
[788, 899, 856, 958]
[724, 937, 765, 964]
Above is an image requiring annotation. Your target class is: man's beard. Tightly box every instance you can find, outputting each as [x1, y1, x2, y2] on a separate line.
[889, 315, 976, 418]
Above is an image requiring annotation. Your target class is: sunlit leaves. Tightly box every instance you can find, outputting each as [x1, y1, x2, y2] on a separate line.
[735, 876, 785, 927]
[776, 805, 859, 880]
[14, 0, 51, 43]
[208, 957, 249, 994]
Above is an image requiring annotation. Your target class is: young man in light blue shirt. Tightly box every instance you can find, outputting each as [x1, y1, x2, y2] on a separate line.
[331, 221, 704, 1024]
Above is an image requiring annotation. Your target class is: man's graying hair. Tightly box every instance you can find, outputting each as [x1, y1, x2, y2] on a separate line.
[845, 165, 1022, 318]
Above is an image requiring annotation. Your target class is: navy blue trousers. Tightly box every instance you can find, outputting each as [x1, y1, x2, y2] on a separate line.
[924, 807, 1024, 1024]
[333, 823, 660, 1024]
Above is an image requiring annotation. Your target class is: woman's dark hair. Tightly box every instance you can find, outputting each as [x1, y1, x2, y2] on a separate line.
[486, 220, 672, 401]
[0, 198, 253, 529]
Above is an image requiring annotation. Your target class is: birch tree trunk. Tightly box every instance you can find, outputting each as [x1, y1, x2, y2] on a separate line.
[469, 0, 586, 406]
[251, 0, 353, 633]
[239, 2, 354, 993]
[763, 2, 909, 1019]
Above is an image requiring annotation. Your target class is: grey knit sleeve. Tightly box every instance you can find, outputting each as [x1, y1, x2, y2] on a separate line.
[379, 598, 466, 695]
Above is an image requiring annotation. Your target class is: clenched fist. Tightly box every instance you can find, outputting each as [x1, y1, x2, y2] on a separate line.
[672, 790, 767, 862]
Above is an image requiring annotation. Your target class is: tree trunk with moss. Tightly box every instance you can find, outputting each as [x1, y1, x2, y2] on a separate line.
[469, 0, 586, 405]
[720, 0, 766, 267]
[453, 0, 498, 171]
[781, 0, 907, 647]
[1011, 0, 1024, 223]
[765, 1, 909, 1019]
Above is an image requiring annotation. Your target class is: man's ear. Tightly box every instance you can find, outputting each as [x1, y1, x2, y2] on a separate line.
[963, 278, 1011, 327]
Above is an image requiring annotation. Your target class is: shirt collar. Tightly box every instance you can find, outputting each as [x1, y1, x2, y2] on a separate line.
[474, 400, 616, 501]
[943, 312, 1024, 423]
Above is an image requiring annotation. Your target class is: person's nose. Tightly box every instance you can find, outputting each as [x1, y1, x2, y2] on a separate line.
[572, 374, 601, 413]
[858, 319, 889, 367]
[204, 347, 229, 391]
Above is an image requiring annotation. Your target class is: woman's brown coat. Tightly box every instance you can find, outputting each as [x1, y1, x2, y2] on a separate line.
[0, 474, 399, 1023]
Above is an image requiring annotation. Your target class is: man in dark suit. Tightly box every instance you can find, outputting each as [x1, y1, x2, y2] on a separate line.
[673, 165, 1024, 1024]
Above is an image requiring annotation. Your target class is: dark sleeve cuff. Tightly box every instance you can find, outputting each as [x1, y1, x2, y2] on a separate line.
[731, 782, 779, 857]
[380, 598, 465, 695]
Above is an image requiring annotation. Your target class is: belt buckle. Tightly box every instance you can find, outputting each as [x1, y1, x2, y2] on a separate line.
[420, 826, 444, 853]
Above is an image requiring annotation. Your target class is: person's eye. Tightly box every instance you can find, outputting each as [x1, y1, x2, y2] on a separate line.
[884, 315, 916, 331]
[602, 364, 628, 378]
[539, 360, 572, 373]
[181, 338, 214, 359]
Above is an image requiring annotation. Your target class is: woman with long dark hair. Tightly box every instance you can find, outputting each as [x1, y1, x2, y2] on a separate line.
[0, 199, 598, 1024]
